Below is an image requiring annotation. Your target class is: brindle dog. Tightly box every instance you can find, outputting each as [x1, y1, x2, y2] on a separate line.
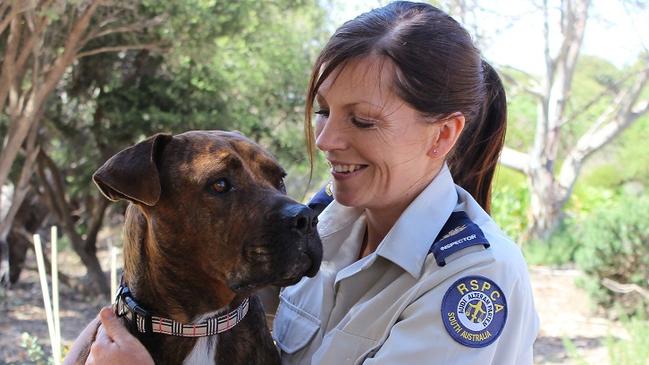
[75, 131, 322, 365]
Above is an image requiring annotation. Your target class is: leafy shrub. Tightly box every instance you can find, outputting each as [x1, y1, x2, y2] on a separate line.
[574, 195, 649, 315]
[491, 167, 529, 242]
[523, 222, 581, 266]
[19, 332, 52, 365]
[606, 316, 649, 365]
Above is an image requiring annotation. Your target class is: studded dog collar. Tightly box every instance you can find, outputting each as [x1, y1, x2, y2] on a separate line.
[114, 284, 250, 337]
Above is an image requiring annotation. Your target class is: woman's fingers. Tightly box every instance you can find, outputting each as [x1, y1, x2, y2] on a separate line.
[98, 307, 131, 344]
[86, 306, 155, 365]
[62, 315, 101, 365]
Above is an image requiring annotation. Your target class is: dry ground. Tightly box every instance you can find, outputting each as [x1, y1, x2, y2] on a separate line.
[0, 251, 631, 364]
[530, 266, 628, 365]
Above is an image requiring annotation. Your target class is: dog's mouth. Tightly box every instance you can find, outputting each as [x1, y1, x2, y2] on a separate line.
[245, 239, 321, 271]
[229, 241, 322, 293]
[228, 276, 303, 293]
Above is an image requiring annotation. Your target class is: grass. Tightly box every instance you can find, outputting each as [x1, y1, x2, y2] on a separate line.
[560, 317, 649, 365]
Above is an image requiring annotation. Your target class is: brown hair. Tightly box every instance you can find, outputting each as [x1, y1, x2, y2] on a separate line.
[305, 1, 506, 213]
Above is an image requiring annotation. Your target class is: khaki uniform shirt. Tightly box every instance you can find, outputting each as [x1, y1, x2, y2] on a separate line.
[273, 165, 539, 364]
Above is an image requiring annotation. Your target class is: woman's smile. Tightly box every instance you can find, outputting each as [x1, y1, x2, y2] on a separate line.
[328, 160, 368, 180]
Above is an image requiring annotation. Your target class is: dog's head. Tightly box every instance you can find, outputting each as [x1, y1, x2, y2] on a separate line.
[93, 131, 322, 299]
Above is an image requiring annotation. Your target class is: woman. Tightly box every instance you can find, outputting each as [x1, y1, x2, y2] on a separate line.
[72, 2, 538, 364]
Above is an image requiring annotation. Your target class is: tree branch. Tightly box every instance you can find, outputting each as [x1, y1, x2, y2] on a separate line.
[557, 65, 649, 195]
[602, 278, 649, 301]
[0, 13, 23, 114]
[0, 2, 28, 36]
[499, 67, 544, 100]
[83, 14, 166, 43]
[37, 0, 101, 104]
[84, 196, 110, 253]
[13, 12, 48, 87]
[559, 68, 641, 128]
[0, 132, 39, 241]
[37, 149, 110, 297]
[0, 0, 101, 193]
[542, 0, 553, 81]
[499, 146, 529, 173]
[76, 43, 163, 58]
[630, 99, 649, 119]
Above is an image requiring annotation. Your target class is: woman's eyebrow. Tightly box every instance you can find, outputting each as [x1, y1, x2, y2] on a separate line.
[317, 92, 384, 110]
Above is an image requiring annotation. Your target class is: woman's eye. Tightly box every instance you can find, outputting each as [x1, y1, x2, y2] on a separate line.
[210, 178, 232, 194]
[314, 109, 330, 118]
[351, 117, 375, 129]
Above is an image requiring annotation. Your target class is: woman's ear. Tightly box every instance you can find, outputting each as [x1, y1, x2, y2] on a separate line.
[427, 113, 465, 158]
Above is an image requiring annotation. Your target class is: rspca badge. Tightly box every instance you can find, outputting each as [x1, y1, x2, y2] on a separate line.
[441, 276, 507, 348]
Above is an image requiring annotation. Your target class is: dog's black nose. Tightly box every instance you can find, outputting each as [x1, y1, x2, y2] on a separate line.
[282, 204, 317, 234]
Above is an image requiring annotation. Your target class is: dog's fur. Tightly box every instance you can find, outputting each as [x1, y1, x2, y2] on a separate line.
[73, 131, 322, 365]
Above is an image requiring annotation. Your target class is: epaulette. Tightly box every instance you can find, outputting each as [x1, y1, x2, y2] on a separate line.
[307, 181, 334, 217]
[429, 211, 490, 266]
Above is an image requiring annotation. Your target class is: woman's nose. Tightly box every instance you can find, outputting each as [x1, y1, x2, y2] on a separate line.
[315, 115, 347, 152]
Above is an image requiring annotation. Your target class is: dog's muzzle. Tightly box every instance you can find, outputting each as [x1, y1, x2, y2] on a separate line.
[279, 203, 322, 277]
[233, 202, 323, 291]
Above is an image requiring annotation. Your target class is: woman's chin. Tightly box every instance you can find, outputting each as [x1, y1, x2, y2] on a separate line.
[332, 191, 363, 208]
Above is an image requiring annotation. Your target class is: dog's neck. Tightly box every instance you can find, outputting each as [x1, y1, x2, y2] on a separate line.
[121, 204, 237, 323]
[118, 205, 280, 365]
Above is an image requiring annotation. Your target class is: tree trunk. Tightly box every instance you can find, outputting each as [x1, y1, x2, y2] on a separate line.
[526, 167, 564, 240]
[0, 121, 39, 286]
[36, 151, 110, 298]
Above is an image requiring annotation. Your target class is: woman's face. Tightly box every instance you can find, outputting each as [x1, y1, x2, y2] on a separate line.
[315, 56, 443, 212]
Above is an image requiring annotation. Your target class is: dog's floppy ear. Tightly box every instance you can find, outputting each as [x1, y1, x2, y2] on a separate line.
[93, 133, 173, 206]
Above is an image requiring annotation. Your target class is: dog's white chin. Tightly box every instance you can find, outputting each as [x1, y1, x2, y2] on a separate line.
[183, 336, 217, 365]
[183, 309, 227, 365]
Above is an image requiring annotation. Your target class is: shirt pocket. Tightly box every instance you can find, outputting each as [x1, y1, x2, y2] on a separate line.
[313, 328, 378, 365]
[273, 295, 321, 355]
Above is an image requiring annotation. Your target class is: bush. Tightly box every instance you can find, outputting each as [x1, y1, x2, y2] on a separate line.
[606, 316, 649, 365]
[574, 195, 649, 315]
[523, 222, 580, 266]
[19, 332, 52, 365]
[491, 167, 529, 242]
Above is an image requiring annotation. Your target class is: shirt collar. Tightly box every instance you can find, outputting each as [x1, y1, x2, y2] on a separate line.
[375, 164, 458, 278]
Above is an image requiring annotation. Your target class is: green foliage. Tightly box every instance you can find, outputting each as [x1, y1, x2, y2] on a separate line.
[613, 116, 649, 184]
[573, 116, 649, 199]
[48, 0, 327, 202]
[564, 56, 623, 144]
[574, 194, 649, 315]
[568, 184, 620, 219]
[490, 166, 529, 242]
[501, 66, 537, 151]
[606, 317, 649, 365]
[18, 332, 52, 365]
[522, 224, 581, 266]
[562, 336, 589, 365]
[552, 318, 649, 365]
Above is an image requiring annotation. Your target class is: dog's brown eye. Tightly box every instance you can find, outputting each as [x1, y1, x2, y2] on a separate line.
[210, 178, 232, 194]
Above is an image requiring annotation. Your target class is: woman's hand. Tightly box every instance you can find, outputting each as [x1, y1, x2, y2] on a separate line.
[85, 307, 154, 365]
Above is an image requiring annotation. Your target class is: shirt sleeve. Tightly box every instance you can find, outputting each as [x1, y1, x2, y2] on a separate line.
[362, 267, 539, 365]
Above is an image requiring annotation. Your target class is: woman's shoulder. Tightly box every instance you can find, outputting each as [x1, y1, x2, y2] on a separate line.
[452, 186, 529, 275]
[415, 201, 532, 299]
